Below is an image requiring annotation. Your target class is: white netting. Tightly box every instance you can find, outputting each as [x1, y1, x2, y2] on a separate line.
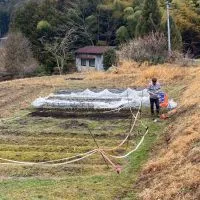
[32, 88, 177, 110]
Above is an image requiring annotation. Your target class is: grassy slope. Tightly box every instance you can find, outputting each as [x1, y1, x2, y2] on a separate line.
[136, 66, 200, 199]
[0, 61, 199, 199]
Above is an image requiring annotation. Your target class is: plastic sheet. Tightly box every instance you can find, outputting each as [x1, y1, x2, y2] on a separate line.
[32, 88, 177, 110]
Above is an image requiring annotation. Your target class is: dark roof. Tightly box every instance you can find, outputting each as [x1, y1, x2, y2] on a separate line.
[76, 46, 113, 55]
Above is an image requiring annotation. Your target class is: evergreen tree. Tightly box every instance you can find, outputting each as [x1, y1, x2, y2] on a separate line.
[171, 0, 200, 56]
[126, 10, 142, 37]
[132, 0, 144, 8]
[103, 49, 117, 70]
[116, 26, 129, 44]
[135, 0, 161, 37]
[8, 0, 200, 62]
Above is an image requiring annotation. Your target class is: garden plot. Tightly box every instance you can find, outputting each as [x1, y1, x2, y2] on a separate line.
[32, 88, 177, 110]
[0, 116, 135, 176]
[0, 88, 166, 199]
[0, 110, 165, 199]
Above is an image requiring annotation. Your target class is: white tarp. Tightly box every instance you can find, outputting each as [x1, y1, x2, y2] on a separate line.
[32, 88, 177, 110]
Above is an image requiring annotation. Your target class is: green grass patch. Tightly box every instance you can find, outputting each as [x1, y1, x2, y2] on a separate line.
[0, 112, 166, 199]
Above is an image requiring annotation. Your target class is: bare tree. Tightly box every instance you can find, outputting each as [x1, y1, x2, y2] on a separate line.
[120, 32, 168, 64]
[44, 28, 77, 75]
[4, 32, 38, 77]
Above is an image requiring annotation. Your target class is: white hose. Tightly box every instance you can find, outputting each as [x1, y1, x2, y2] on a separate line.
[107, 129, 149, 159]
[0, 150, 97, 166]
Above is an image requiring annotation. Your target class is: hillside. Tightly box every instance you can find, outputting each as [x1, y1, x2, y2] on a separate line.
[0, 62, 199, 199]
[136, 67, 200, 199]
[6, 0, 200, 74]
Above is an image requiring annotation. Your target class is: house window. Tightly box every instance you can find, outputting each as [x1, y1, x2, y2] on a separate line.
[89, 59, 95, 67]
[81, 59, 87, 66]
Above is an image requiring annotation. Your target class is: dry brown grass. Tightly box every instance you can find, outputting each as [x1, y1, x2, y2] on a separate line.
[0, 74, 80, 117]
[181, 68, 200, 107]
[136, 66, 200, 200]
[86, 61, 194, 87]
[0, 61, 199, 118]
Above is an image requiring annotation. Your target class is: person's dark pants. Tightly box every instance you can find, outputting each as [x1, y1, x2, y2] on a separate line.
[150, 98, 160, 115]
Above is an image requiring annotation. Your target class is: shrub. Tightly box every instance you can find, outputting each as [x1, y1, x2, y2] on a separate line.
[120, 32, 168, 64]
[34, 65, 50, 76]
[103, 49, 117, 70]
[37, 20, 51, 32]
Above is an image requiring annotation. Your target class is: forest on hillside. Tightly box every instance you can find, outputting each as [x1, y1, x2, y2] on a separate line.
[0, 0, 200, 73]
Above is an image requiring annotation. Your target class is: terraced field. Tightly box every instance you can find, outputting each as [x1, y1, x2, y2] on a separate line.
[0, 109, 165, 199]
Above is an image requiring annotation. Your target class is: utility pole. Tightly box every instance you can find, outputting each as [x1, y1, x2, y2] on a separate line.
[166, 0, 172, 56]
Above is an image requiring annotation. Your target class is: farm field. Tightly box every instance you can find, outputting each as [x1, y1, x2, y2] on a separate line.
[0, 62, 199, 199]
[0, 110, 165, 199]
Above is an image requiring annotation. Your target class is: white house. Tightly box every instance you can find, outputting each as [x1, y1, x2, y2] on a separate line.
[75, 46, 113, 71]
